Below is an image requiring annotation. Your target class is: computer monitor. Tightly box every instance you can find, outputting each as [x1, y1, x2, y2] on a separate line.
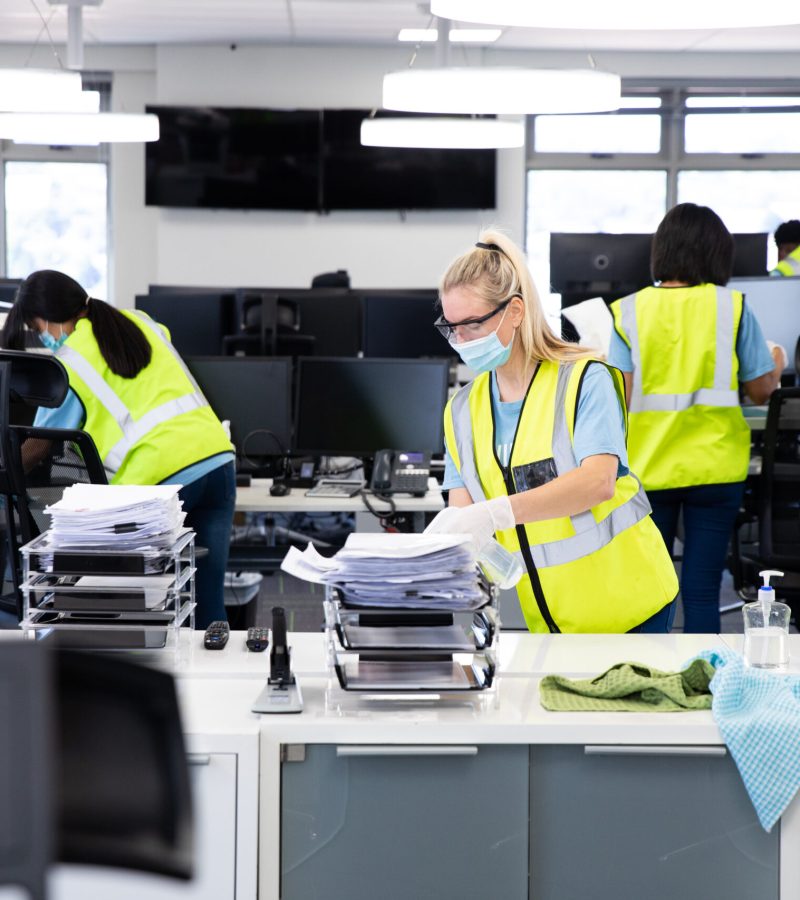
[729, 277, 800, 374]
[361, 290, 455, 359]
[549, 233, 653, 307]
[293, 357, 450, 456]
[136, 292, 234, 356]
[731, 233, 769, 278]
[186, 356, 292, 462]
[0, 278, 20, 306]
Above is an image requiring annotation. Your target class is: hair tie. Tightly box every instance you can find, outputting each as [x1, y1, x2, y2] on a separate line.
[475, 241, 505, 254]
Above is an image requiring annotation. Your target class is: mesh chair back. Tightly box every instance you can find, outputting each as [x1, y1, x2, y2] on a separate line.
[759, 387, 800, 567]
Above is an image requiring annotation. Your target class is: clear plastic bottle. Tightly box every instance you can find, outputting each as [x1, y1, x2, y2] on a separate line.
[742, 569, 790, 669]
[477, 538, 524, 589]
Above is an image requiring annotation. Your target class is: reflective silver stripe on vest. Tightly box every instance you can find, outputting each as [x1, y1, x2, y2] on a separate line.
[450, 384, 487, 503]
[620, 285, 739, 414]
[450, 362, 652, 570]
[57, 320, 209, 476]
[782, 256, 800, 276]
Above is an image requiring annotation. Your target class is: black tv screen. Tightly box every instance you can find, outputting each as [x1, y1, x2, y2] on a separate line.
[322, 109, 496, 211]
[145, 106, 321, 210]
[145, 105, 496, 212]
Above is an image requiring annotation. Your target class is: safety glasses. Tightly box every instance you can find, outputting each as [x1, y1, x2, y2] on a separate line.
[434, 296, 517, 341]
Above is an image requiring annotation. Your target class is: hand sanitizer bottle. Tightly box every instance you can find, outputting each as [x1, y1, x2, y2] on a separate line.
[742, 569, 790, 669]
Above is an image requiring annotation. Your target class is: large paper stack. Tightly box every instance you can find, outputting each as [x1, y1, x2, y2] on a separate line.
[282, 533, 486, 609]
[44, 483, 186, 551]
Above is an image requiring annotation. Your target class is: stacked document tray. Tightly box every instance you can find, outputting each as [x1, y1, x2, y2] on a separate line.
[20, 529, 196, 651]
[324, 576, 499, 695]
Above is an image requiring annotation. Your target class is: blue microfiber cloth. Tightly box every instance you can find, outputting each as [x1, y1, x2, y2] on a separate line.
[694, 645, 800, 832]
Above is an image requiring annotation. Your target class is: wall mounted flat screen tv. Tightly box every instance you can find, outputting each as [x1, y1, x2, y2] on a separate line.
[145, 106, 321, 210]
[321, 110, 496, 211]
[145, 105, 496, 212]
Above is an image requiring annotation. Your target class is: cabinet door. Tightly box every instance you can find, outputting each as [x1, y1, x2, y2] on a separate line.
[50, 752, 238, 900]
[529, 745, 779, 900]
[281, 744, 528, 900]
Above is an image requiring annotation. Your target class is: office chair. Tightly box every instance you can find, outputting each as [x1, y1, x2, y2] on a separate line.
[223, 290, 316, 357]
[0, 351, 107, 619]
[733, 387, 800, 616]
[0, 642, 193, 899]
[311, 269, 350, 289]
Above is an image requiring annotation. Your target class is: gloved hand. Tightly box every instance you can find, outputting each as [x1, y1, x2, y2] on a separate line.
[424, 496, 515, 553]
[766, 340, 788, 372]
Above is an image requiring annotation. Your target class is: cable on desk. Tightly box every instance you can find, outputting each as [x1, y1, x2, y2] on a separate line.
[359, 488, 399, 531]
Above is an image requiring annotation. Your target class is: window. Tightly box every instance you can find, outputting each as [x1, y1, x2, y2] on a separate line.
[5, 161, 108, 297]
[526, 86, 800, 313]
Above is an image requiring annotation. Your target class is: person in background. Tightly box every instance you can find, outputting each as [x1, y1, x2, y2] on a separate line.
[0, 269, 235, 629]
[770, 219, 800, 276]
[609, 203, 787, 633]
[425, 230, 678, 634]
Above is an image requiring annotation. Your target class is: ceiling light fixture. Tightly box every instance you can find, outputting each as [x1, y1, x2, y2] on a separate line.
[361, 116, 523, 149]
[0, 112, 160, 145]
[430, 0, 800, 30]
[383, 67, 621, 115]
[397, 27, 501, 43]
[0, 68, 83, 112]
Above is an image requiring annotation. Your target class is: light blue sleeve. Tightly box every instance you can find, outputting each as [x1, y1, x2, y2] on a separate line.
[736, 303, 777, 382]
[606, 328, 633, 372]
[572, 364, 629, 478]
[33, 388, 85, 430]
[442, 446, 466, 491]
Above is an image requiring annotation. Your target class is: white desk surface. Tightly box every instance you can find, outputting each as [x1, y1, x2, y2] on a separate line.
[235, 476, 444, 513]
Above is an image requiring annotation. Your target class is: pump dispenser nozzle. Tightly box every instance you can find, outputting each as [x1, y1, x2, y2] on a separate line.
[759, 569, 784, 589]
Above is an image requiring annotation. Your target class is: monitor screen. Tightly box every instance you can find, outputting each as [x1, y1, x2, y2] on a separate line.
[293, 357, 450, 456]
[361, 290, 455, 359]
[729, 277, 800, 373]
[731, 233, 769, 278]
[136, 293, 234, 357]
[268, 289, 363, 357]
[549, 233, 653, 305]
[321, 110, 496, 211]
[145, 106, 321, 211]
[186, 356, 292, 458]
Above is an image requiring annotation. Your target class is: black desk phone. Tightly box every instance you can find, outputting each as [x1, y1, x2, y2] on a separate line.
[370, 450, 430, 496]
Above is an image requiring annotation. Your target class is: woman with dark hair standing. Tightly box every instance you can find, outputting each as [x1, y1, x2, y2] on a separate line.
[1, 269, 235, 629]
[609, 203, 786, 633]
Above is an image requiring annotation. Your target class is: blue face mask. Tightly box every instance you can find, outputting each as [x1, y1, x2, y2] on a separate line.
[449, 312, 514, 374]
[39, 325, 68, 352]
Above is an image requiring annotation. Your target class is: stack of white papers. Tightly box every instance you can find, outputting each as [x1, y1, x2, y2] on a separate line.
[281, 533, 486, 609]
[44, 483, 186, 551]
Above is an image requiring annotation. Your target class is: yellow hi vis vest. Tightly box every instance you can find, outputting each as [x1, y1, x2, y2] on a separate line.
[773, 245, 800, 277]
[444, 359, 677, 634]
[56, 311, 233, 485]
[610, 284, 750, 491]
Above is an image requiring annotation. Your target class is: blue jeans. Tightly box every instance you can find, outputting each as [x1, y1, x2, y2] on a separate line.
[647, 481, 745, 634]
[628, 599, 677, 633]
[179, 462, 236, 629]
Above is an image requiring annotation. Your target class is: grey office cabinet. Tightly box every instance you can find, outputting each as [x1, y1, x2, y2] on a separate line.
[281, 743, 529, 900]
[529, 744, 779, 900]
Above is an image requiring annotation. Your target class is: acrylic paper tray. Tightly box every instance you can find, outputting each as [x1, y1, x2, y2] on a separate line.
[326, 574, 498, 614]
[327, 646, 497, 693]
[20, 600, 195, 652]
[20, 529, 195, 577]
[21, 567, 194, 615]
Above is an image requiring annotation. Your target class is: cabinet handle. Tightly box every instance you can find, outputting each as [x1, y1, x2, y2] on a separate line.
[584, 745, 727, 757]
[336, 745, 479, 757]
[186, 754, 212, 766]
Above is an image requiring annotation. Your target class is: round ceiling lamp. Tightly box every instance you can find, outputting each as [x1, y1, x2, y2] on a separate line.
[383, 68, 620, 115]
[0, 68, 84, 112]
[360, 117, 524, 149]
[0, 112, 160, 145]
[430, 0, 800, 29]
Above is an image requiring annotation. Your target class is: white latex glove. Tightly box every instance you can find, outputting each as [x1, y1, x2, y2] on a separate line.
[424, 497, 515, 553]
[766, 340, 788, 372]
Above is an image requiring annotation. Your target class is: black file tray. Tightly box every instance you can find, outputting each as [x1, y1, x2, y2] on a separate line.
[335, 614, 494, 653]
[332, 656, 495, 693]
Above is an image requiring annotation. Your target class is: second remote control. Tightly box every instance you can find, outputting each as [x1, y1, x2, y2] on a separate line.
[204, 620, 230, 650]
[246, 627, 270, 652]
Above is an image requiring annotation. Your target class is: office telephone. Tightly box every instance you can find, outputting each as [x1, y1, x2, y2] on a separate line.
[369, 450, 430, 496]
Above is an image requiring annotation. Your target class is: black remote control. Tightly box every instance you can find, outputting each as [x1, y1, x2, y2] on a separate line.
[203, 620, 230, 650]
[246, 627, 270, 652]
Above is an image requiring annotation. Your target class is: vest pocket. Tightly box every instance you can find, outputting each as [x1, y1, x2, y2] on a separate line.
[512, 457, 557, 492]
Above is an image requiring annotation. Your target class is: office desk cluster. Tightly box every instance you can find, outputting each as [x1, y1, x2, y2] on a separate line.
[51, 631, 800, 900]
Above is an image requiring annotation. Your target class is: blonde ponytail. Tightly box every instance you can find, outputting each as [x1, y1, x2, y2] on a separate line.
[439, 229, 596, 363]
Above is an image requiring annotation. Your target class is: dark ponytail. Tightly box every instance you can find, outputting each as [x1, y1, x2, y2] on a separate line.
[85, 296, 152, 379]
[6, 269, 152, 379]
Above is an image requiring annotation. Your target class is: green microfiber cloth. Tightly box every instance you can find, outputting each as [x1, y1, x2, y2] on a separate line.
[539, 658, 715, 712]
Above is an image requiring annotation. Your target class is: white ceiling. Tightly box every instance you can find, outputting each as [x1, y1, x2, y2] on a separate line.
[1, 0, 800, 52]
